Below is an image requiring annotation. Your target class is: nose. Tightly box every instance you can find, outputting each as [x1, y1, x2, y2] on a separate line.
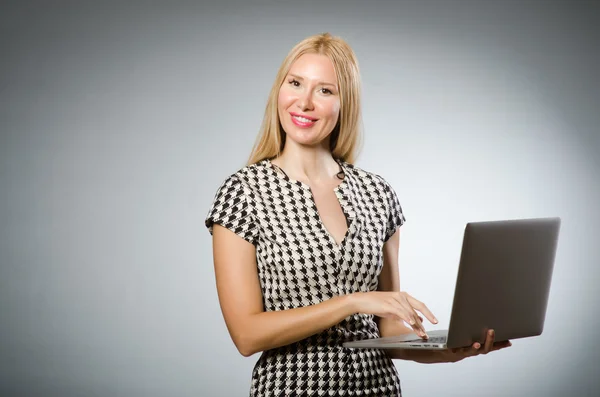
[297, 89, 314, 111]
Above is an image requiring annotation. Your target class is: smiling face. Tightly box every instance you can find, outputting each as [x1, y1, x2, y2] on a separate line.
[277, 53, 341, 148]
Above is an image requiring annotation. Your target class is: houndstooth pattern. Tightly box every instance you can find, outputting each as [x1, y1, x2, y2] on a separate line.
[205, 158, 406, 396]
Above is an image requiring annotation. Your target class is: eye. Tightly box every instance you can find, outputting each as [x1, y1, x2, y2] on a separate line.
[320, 88, 333, 95]
[288, 79, 300, 87]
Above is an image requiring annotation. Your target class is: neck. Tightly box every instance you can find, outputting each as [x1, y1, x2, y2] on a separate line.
[273, 145, 340, 185]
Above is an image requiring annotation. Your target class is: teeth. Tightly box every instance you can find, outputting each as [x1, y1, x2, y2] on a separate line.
[294, 116, 315, 123]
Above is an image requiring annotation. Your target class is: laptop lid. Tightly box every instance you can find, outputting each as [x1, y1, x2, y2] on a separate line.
[445, 217, 561, 348]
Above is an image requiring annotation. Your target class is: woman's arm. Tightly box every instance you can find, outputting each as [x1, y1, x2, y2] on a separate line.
[377, 228, 437, 338]
[213, 223, 435, 357]
[212, 224, 359, 356]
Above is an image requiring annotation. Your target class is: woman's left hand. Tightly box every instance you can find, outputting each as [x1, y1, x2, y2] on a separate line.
[391, 329, 512, 364]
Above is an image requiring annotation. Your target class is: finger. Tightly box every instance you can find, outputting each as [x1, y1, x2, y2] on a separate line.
[417, 315, 426, 336]
[387, 302, 425, 337]
[415, 313, 429, 339]
[468, 343, 481, 356]
[483, 329, 495, 354]
[410, 308, 427, 338]
[391, 296, 427, 337]
[392, 294, 421, 325]
[413, 313, 428, 338]
[404, 293, 438, 324]
[404, 310, 428, 338]
[384, 302, 412, 325]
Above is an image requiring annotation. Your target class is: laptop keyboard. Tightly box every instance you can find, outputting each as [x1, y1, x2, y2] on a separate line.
[386, 335, 447, 344]
[415, 336, 446, 344]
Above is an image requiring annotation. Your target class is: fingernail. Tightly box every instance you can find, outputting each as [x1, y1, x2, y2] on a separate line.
[409, 319, 415, 325]
[489, 330, 494, 335]
[475, 343, 480, 349]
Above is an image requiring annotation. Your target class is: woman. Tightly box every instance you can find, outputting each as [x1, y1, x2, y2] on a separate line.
[205, 33, 510, 396]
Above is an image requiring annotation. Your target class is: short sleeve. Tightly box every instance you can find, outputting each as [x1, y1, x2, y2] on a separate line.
[378, 176, 406, 242]
[205, 174, 259, 246]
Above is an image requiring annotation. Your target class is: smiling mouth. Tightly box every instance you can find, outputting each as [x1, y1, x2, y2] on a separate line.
[290, 113, 319, 128]
[290, 115, 317, 128]
[293, 115, 316, 123]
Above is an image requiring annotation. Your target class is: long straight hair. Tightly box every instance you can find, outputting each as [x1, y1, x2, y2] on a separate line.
[247, 33, 363, 166]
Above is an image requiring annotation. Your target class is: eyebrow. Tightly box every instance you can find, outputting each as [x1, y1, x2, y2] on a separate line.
[288, 74, 337, 88]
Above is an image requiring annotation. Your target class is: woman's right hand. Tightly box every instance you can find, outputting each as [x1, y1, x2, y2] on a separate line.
[350, 291, 437, 338]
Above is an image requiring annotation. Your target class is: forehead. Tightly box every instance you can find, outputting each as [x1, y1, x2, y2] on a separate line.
[288, 53, 337, 83]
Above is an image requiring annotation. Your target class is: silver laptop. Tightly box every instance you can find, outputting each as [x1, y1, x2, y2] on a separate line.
[343, 217, 561, 350]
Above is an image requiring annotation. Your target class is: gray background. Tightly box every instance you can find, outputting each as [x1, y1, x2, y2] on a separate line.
[1, 0, 599, 396]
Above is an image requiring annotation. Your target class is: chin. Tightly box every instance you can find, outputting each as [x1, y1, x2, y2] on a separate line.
[291, 136, 327, 148]
[285, 128, 316, 141]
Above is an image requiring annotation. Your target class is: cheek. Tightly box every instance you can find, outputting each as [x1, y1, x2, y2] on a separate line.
[278, 87, 294, 109]
[328, 101, 341, 119]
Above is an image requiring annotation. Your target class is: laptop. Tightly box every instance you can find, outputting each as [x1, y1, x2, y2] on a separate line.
[343, 217, 561, 350]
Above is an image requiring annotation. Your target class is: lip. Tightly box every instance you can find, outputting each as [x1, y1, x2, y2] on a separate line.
[290, 112, 318, 128]
[290, 112, 318, 121]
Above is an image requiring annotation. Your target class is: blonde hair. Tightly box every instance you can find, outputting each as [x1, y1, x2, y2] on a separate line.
[246, 33, 363, 166]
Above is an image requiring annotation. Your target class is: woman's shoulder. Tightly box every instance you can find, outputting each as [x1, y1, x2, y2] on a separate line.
[342, 160, 393, 190]
[215, 159, 270, 188]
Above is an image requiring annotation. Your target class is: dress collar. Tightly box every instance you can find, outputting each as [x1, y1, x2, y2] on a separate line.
[264, 158, 346, 190]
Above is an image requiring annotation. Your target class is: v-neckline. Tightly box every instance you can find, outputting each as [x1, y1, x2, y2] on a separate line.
[265, 158, 346, 192]
[264, 158, 352, 249]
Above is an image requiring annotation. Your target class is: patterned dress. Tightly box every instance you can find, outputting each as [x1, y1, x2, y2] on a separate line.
[205, 158, 406, 396]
